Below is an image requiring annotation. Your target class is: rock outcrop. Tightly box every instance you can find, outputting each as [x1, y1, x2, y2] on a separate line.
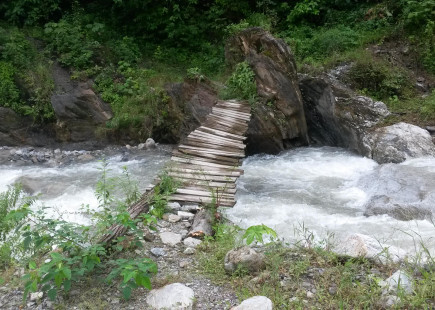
[51, 63, 112, 142]
[299, 75, 390, 157]
[226, 27, 309, 154]
[370, 122, 435, 163]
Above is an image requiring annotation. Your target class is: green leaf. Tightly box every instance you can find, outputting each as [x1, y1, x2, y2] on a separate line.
[122, 286, 132, 300]
[29, 261, 37, 269]
[23, 235, 32, 249]
[63, 279, 71, 292]
[62, 267, 71, 280]
[47, 288, 57, 301]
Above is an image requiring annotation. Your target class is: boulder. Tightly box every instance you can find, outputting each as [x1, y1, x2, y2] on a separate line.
[335, 233, 406, 263]
[232, 296, 273, 310]
[146, 283, 195, 310]
[225, 27, 309, 154]
[380, 270, 413, 295]
[51, 63, 112, 143]
[299, 75, 389, 157]
[145, 137, 156, 149]
[224, 246, 265, 274]
[159, 232, 182, 246]
[371, 122, 435, 164]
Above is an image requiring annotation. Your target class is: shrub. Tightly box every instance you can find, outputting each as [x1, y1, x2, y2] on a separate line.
[0, 61, 21, 111]
[222, 61, 257, 103]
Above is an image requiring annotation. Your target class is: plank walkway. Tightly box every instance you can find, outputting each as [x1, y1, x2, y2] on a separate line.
[146, 100, 251, 208]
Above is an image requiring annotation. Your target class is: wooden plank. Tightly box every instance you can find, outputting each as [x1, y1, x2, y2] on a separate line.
[177, 149, 240, 164]
[168, 194, 235, 207]
[178, 145, 244, 158]
[172, 150, 240, 165]
[183, 139, 245, 154]
[175, 188, 235, 199]
[168, 171, 237, 182]
[171, 161, 243, 173]
[169, 167, 242, 177]
[179, 185, 237, 194]
[213, 107, 251, 120]
[202, 120, 247, 136]
[186, 137, 245, 151]
[171, 156, 242, 170]
[208, 113, 249, 126]
[215, 104, 251, 113]
[207, 115, 248, 130]
[198, 126, 246, 141]
[188, 135, 245, 150]
[212, 110, 251, 122]
[191, 130, 245, 145]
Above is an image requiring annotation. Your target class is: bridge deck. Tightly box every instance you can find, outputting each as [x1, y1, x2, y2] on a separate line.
[166, 100, 250, 207]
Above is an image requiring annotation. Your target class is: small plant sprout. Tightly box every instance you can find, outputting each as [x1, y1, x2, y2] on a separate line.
[242, 224, 277, 245]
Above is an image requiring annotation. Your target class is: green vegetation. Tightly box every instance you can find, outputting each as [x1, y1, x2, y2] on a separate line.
[0, 162, 178, 302]
[0, 0, 434, 131]
[197, 222, 435, 309]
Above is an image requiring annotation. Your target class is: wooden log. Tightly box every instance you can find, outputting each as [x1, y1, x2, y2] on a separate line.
[188, 209, 213, 238]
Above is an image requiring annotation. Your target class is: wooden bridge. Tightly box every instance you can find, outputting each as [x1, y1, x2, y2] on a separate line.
[100, 100, 250, 243]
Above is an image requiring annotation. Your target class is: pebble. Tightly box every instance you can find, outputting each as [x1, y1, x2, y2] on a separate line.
[184, 247, 196, 255]
[159, 232, 182, 246]
[183, 237, 202, 248]
[168, 214, 181, 223]
[150, 247, 166, 257]
[306, 291, 314, 298]
[179, 261, 190, 268]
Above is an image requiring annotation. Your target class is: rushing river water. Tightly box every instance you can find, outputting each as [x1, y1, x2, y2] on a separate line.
[1, 146, 434, 256]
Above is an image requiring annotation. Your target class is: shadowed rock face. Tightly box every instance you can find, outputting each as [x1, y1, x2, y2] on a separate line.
[225, 27, 309, 154]
[51, 63, 112, 142]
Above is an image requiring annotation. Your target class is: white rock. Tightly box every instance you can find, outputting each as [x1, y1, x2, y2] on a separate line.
[30, 292, 43, 301]
[335, 233, 406, 264]
[168, 202, 182, 211]
[183, 237, 202, 248]
[184, 247, 195, 255]
[146, 283, 194, 310]
[145, 138, 156, 149]
[168, 214, 181, 223]
[380, 270, 413, 295]
[232, 296, 273, 310]
[177, 211, 195, 220]
[137, 143, 145, 150]
[159, 232, 182, 246]
[125, 144, 131, 150]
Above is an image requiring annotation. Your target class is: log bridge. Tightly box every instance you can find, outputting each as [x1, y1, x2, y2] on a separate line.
[100, 100, 251, 244]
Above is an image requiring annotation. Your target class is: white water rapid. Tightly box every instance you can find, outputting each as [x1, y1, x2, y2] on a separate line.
[225, 147, 435, 258]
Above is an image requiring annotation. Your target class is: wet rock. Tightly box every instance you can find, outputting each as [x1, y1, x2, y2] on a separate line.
[137, 143, 145, 150]
[299, 75, 389, 157]
[183, 237, 202, 248]
[335, 233, 406, 263]
[231, 296, 273, 310]
[380, 270, 413, 295]
[371, 122, 435, 164]
[226, 27, 309, 154]
[224, 246, 265, 274]
[159, 232, 182, 246]
[145, 138, 156, 149]
[146, 283, 195, 310]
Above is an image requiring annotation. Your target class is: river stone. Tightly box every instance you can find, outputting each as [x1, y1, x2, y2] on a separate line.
[150, 248, 166, 257]
[231, 296, 273, 310]
[145, 138, 156, 149]
[371, 122, 435, 163]
[183, 237, 202, 248]
[226, 27, 309, 154]
[335, 233, 406, 263]
[380, 270, 413, 295]
[224, 246, 265, 274]
[168, 214, 181, 223]
[178, 211, 195, 220]
[168, 202, 182, 211]
[159, 232, 182, 246]
[146, 283, 195, 310]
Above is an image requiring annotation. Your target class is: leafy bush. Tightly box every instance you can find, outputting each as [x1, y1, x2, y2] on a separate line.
[222, 61, 257, 103]
[0, 61, 21, 111]
[243, 224, 277, 245]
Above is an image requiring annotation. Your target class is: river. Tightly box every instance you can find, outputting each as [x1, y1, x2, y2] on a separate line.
[1, 146, 434, 257]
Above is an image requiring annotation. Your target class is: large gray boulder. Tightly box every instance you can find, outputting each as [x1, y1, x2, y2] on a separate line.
[299, 75, 389, 157]
[226, 27, 309, 154]
[51, 63, 112, 142]
[146, 283, 195, 310]
[371, 122, 435, 163]
[224, 246, 265, 274]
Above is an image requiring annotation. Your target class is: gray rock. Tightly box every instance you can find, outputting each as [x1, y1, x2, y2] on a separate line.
[232, 296, 273, 310]
[146, 283, 195, 310]
[150, 248, 166, 257]
[226, 27, 309, 154]
[30, 292, 43, 301]
[381, 295, 401, 308]
[183, 237, 202, 248]
[137, 143, 145, 150]
[159, 232, 182, 246]
[380, 270, 413, 295]
[168, 202, 182, 211]
[181, 204, 200, 212]
[145, 138, 156, 149]
[177, 211, 195, 220]
[168, 214, 181, 223]
[184, 247, 195, 255]
[335, 233, 406, 264]
[371, 122, 435, 164]
[224, 246, 265, 274]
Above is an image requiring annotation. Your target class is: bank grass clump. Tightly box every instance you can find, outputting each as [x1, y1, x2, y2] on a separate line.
[220, 61, 257, 106]
[196, 221, 435, 309]
[0, 161, 178, 304]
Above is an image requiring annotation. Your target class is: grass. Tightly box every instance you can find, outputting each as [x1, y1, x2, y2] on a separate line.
[196, 222, 435, 309]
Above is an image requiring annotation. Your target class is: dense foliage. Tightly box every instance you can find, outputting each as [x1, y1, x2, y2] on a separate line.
[0, 0, 434, 129]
